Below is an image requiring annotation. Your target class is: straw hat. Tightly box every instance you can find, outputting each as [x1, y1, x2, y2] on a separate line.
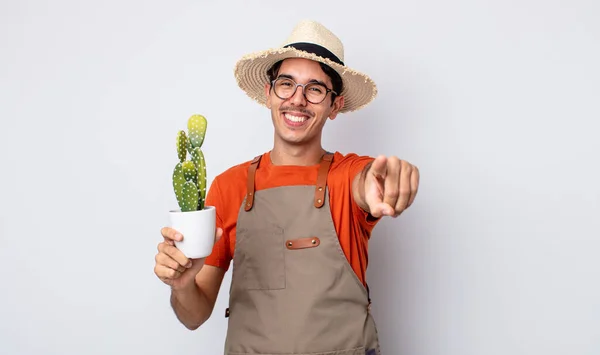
[233, 20, 377, 113]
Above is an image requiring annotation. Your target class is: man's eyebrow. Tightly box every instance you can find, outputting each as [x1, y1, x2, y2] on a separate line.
[277, 74, 329, 87]
[309, 79, 328, 87]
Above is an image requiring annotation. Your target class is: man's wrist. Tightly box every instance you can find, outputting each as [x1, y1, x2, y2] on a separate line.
[171, 280, 198, 295]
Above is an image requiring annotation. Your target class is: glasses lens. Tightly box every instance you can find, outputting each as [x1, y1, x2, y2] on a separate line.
[274, 78, 296, 99]
[304, 83, 327, 103]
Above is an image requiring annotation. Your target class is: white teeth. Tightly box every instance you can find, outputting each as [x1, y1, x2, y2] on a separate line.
[284, 113, 307, 122]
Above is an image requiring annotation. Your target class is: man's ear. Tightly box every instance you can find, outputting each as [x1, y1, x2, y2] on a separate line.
[264, 83, 272, 109]
[328, 95, 344, 120]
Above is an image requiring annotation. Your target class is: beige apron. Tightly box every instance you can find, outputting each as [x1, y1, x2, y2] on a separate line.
[223, 153, 381, 355]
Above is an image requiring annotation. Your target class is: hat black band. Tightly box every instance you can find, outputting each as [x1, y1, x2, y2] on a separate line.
[283, 42, 344, 66]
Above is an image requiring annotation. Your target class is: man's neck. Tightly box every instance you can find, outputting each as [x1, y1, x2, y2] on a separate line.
[270, 144, 327, 166]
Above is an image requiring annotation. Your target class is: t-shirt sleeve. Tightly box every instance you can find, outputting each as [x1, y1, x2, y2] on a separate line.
[347, 155, 382, 232]
[203, 176, 233, 270]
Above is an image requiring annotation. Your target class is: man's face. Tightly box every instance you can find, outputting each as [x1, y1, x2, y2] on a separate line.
[264, 58, 344, 146]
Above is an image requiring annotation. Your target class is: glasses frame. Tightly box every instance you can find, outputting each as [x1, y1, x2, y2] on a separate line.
[270, 77, 338, 104]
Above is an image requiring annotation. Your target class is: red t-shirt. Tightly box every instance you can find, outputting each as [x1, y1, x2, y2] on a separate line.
[203, 151, 380, 286]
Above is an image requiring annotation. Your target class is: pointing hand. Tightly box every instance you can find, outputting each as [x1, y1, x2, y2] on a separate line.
[364, 155, 419, 218]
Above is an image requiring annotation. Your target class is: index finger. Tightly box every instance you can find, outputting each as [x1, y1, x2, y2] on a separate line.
[160, 243, 190, 268]
[382, 158, 400, 208]
[368, 155, 388, 179]
[161, 227, 183, 242]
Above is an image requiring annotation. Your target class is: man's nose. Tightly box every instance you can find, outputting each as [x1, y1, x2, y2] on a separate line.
[288, 85, 307, 106]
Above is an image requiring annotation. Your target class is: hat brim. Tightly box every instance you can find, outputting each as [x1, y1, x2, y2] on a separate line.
[233, 47, 377, 113]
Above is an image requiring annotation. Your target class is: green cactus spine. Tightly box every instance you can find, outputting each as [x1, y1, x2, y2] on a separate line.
[172, 114, 208, 212]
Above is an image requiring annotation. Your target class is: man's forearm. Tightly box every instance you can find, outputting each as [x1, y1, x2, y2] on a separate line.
[170, 283, 213, 330]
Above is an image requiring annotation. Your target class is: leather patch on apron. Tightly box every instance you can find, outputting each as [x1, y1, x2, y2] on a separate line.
[286, 236, 320, 250]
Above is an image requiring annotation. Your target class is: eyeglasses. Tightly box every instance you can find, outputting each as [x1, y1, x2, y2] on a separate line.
[271, 77, 337, 104]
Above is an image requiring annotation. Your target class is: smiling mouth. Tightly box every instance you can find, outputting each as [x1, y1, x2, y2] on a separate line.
[284, 112, 308, 123]
[281, 109, 312, 127]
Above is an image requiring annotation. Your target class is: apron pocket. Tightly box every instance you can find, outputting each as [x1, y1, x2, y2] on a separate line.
[235, 224, 285, 290]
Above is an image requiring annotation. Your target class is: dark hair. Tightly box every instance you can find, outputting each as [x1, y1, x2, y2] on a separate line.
[266, 59, 344, 106]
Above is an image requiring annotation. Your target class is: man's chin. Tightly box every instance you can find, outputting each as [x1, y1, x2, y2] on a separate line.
[277, 133, 310, 146]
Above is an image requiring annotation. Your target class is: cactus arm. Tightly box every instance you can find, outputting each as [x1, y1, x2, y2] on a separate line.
[181, 181, 199, 212]
[176, 130, 187, 163]
[172, 163, 186, 210]
[191, 147, 207, 210]
[187, 114, 207, 149]
[181, 161, 198, 185]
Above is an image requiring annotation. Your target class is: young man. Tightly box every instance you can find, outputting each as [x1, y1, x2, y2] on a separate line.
[154, 20, 419, 354]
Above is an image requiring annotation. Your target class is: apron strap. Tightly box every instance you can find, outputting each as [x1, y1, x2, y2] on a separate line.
[245, 152, 333, 211]
[314, 153, 334, 208]
[244, 155, 262, 211]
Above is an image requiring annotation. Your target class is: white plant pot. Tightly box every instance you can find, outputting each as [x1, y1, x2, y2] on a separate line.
[169, 206, 216, 259]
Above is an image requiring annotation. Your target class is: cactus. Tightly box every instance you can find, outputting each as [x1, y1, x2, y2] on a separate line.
[172, 114, 208, 212]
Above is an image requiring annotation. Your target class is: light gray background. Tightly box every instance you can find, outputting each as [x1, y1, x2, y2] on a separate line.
[1, 0, 598, 354]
